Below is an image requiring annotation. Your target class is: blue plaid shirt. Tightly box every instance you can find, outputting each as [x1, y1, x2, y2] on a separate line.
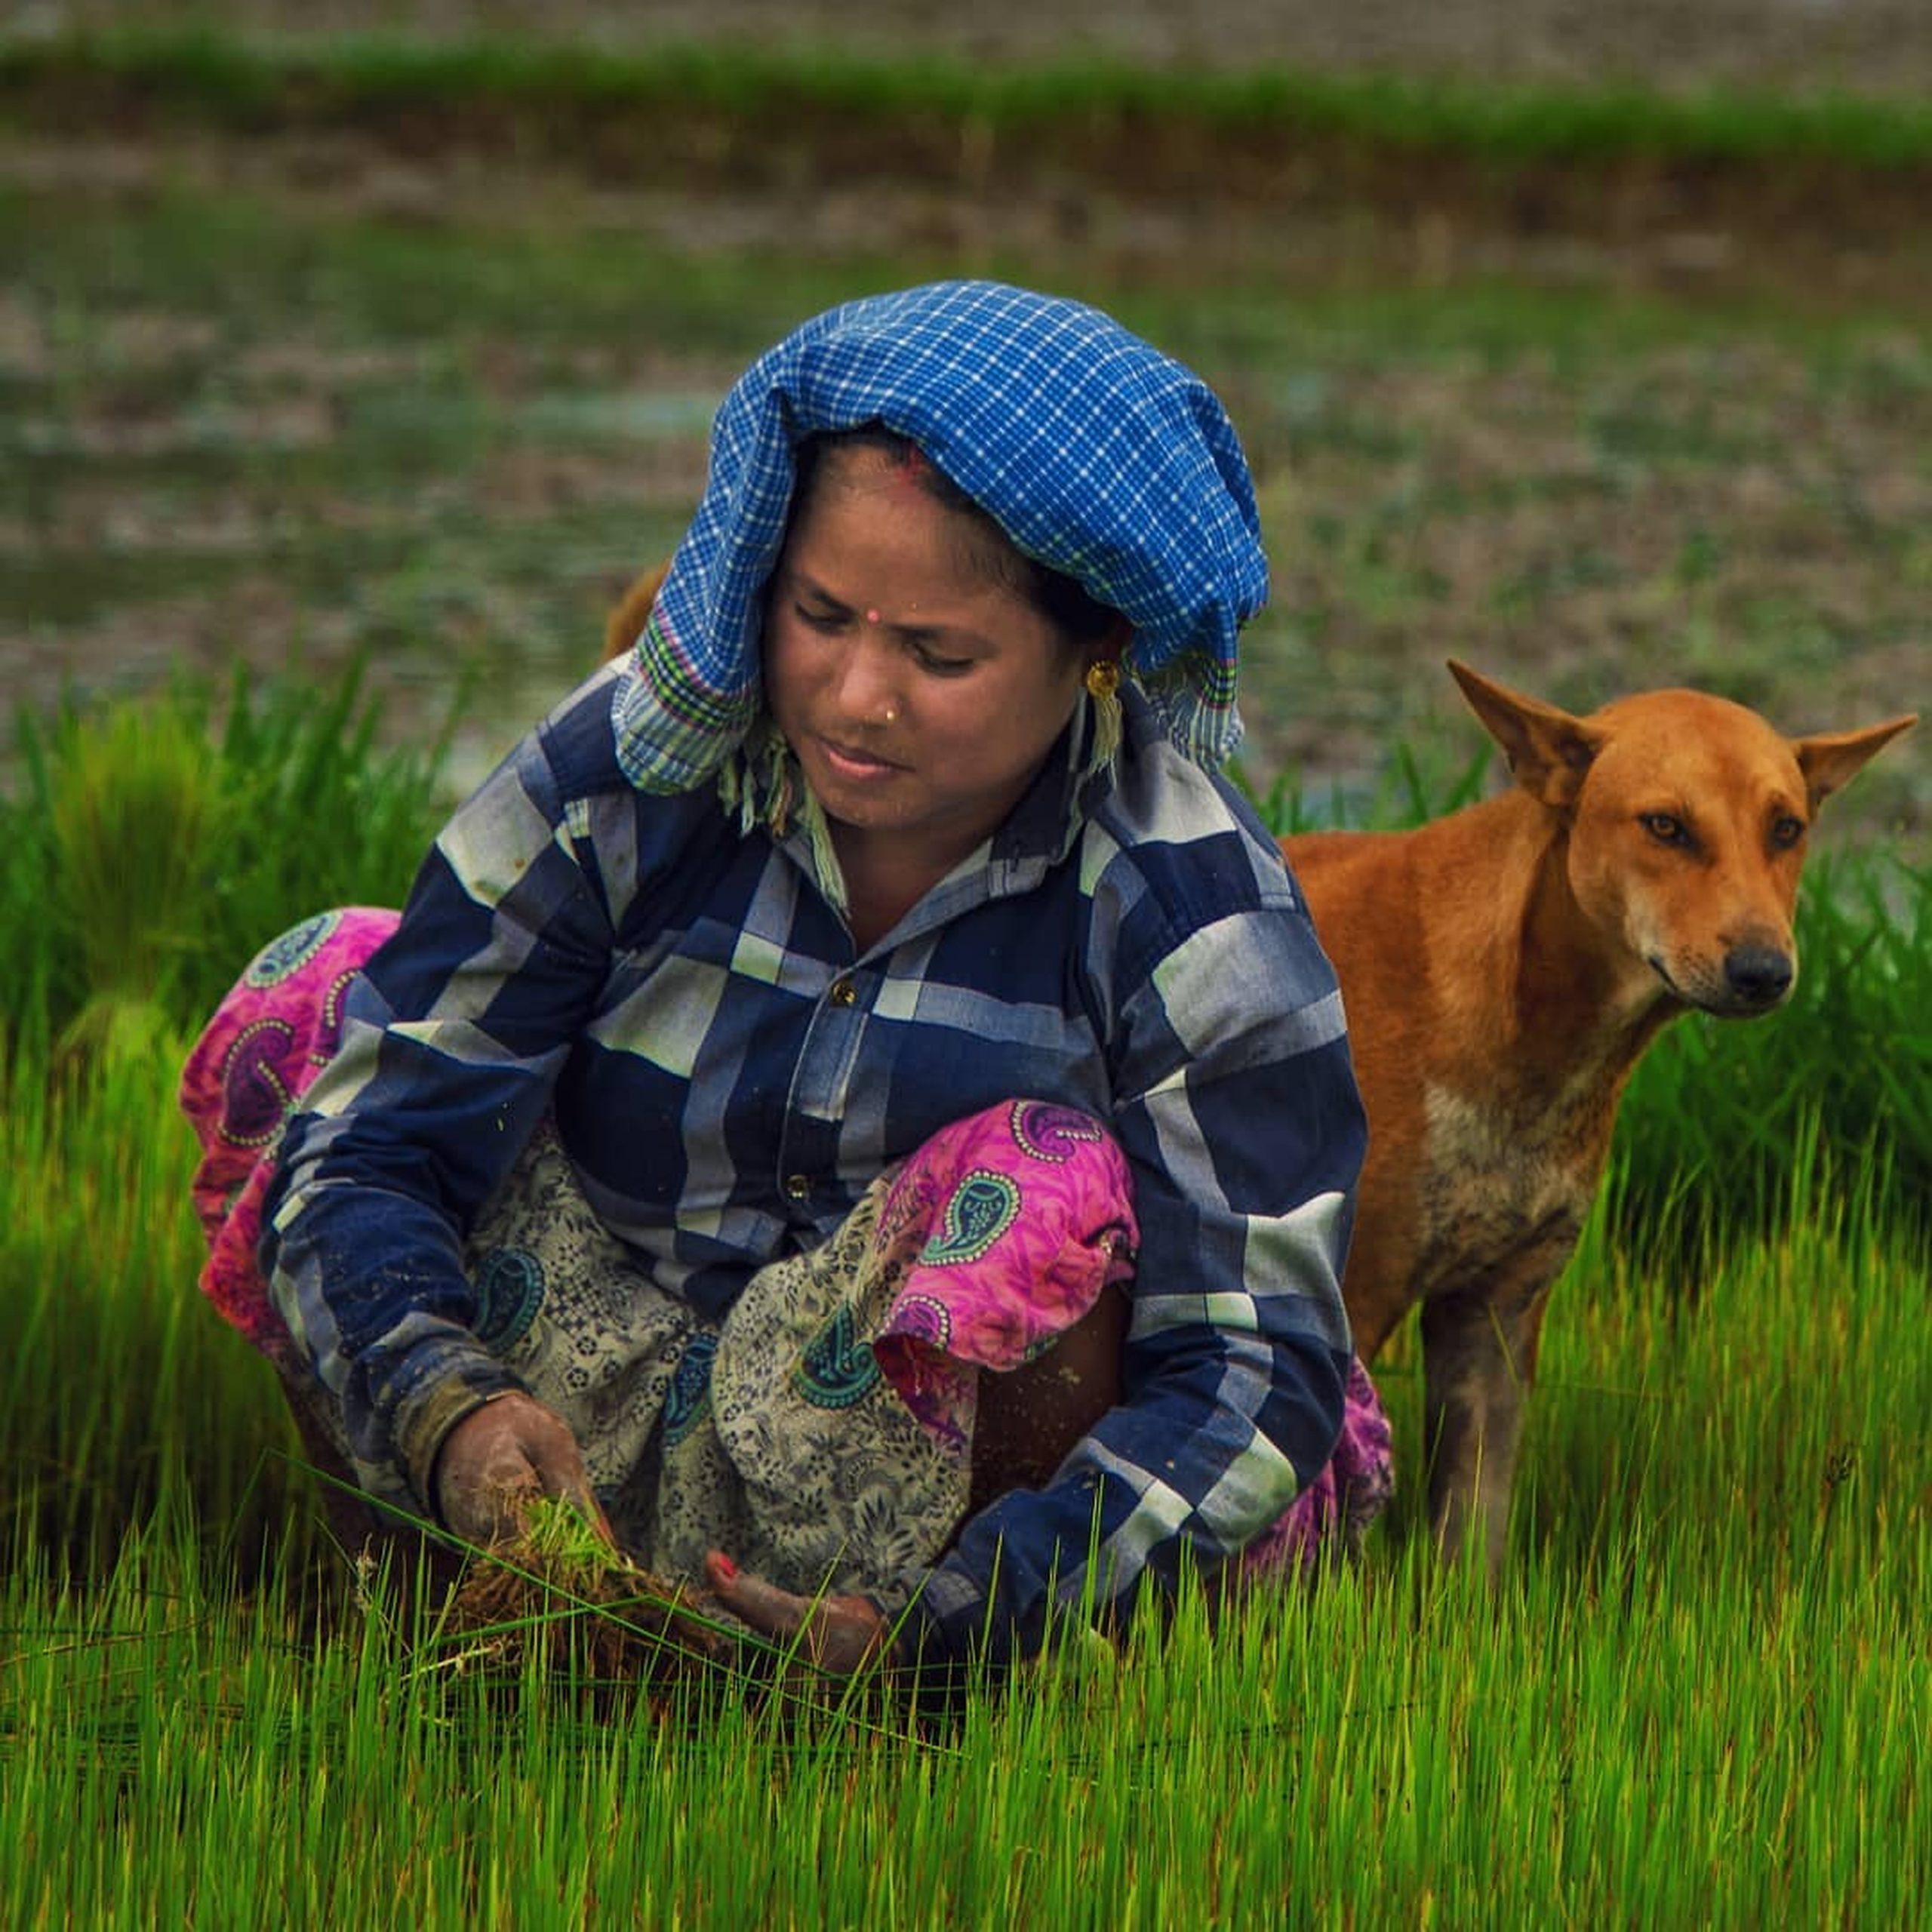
[264, 668, 1364, 1670]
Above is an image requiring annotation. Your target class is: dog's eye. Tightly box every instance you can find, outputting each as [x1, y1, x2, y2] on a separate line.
[1641, 812, 1688, 847]
[1770, 814, 1807, 850]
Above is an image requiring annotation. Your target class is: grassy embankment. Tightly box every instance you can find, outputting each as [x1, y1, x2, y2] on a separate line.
[2, 31, 1927, 1921]
[7, 29, 1932, 173]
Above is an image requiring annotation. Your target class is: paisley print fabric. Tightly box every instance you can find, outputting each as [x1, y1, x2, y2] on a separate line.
[178, 907, 402, 1350]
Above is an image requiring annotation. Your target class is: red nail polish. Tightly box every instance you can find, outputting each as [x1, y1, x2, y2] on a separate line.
[713, 1552, 738, 1583]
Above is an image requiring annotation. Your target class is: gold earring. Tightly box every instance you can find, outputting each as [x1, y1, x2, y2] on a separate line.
[1083, 657, 1124, 768]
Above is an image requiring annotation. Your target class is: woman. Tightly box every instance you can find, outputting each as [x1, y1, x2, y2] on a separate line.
[183, 281, 1386, 1682]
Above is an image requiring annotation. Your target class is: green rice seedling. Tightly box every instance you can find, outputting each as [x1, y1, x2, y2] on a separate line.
[430, 1497, 738, 1694]
[1233, 737, 1494, 838]
[0, 666, 454, 1051]
[188, 661, 457, 1010]
[36, 696, 230, 1060]
[0, 1016, 319, 1580]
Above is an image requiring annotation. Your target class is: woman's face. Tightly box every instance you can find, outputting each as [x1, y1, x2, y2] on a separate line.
[764, 446, 1094, 893]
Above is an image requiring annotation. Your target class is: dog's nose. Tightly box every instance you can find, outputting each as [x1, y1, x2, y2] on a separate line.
[1724, 943, 1794, 1007]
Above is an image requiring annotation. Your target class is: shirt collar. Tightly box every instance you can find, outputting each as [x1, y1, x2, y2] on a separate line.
[758, 688, 1137, 931]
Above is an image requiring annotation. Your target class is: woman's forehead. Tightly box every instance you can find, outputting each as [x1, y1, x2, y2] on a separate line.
[791, 448, 1021, 577]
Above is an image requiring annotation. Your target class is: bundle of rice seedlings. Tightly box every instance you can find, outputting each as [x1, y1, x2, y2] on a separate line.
[438, 1500, 737, 1692]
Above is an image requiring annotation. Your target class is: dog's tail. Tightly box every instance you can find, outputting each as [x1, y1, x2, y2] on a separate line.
[601, 561, 672, 666]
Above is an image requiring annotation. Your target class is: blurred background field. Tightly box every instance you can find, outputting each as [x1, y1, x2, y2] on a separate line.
[2, 2, 1927, 849]
[18, 0, 1932, 94]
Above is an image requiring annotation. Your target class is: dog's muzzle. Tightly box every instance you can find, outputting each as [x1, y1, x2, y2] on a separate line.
[1723, 942, 1795, 1009]
[1650, 940, 1795, 1014]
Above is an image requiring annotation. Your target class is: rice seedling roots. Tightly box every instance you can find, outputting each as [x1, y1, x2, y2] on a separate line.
[436, 1504, 735, 1691]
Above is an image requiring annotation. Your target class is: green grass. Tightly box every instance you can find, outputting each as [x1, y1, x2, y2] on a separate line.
[6, 28, 1932, 172]
[0, 670, 454, 1056]
[0, 1021, 312, 1577]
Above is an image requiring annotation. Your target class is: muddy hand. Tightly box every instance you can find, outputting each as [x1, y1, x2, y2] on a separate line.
[433, 1392, 613, 1548]
[704, 1551, 886, 1675]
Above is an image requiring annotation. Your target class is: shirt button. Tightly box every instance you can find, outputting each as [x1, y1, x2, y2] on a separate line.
[784, 1174, 811, 1201]
[829, 977, 857, 1007]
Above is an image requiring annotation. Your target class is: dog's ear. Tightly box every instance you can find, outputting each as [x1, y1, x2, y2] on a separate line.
[1447, 660, 1603, 808]
[1792, 714, 1918, 812]
[602, 561, 672, 666]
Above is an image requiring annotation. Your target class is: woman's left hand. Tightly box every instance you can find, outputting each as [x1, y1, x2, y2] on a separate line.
[704, 1549, 887, 1675]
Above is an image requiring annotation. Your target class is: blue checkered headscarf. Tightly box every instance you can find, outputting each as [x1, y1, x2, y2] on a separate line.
[612, 280, 1269, 791]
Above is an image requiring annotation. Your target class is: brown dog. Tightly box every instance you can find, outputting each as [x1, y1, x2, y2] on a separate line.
[1284, 662, 1915, 1574]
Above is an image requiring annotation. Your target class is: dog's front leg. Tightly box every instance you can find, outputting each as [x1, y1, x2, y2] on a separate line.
[1419, 1277, 1553, 1578]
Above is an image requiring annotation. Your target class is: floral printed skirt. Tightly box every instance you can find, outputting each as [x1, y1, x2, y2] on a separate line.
[180, 909, 1393, 1598]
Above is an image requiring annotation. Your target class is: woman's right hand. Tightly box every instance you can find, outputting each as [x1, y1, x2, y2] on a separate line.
[703, 1551, 888, 1676]
[431, 1391, 613, 1548]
